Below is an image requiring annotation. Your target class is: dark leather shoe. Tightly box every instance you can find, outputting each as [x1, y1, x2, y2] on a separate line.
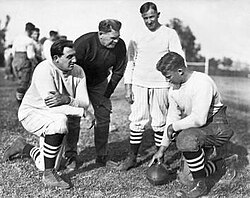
[43, 169, 70, 189]
[64, 156, 77, 174]
[186, 178, 207, 198]
[3, 137, 27, 161]
[118, 153, 137, 171]
[95, 155, 108, 167]
[219, 154, 238, 183]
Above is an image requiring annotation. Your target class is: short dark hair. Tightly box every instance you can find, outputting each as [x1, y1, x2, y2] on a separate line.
[98, 19, 122, 33]
[140, 2, 158, 14]
[156, 52, 186, 73]
[49, 30, 59, 37]
[50, 39, 73, 58]
[33, 27, 40, 32]
[25, 22, 35, 34]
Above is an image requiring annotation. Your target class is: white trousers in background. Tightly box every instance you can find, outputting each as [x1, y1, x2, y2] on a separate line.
[129, 85, 169, 132]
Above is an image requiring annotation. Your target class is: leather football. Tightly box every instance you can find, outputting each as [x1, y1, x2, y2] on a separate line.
[146, 162, 170, 185]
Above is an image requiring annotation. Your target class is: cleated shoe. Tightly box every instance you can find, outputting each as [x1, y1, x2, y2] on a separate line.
[43, 169, 70, 189]
[3, 137, 27, 161]
[64, 156, 77, 174]
[219, 154, 238, 183]
[118, 153, 137, 171]
[178, 178, 207, 198]
[95, 155, 108, 167]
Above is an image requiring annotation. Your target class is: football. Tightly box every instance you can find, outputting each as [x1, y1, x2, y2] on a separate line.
[146, 162, 170, 185]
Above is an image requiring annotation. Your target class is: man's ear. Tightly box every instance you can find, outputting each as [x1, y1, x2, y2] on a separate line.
[157, 12, 161, 18]
[53, 55, 59, 62]
[98, 31, 104, 36]
[178, 69, 184, 75]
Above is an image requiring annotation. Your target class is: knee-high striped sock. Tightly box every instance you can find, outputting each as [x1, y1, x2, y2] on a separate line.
[154, 131, 163, 148]
[44, 134, 64, 169]
[205, 160, 217, 177]
[183, 148, 206, 179]
[23, 144, 41, 164]
[130, 130, 143, 155]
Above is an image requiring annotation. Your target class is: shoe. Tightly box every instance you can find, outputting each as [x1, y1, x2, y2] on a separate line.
[118, 153, 137, 171]
[177, 178, 207, 198]
[3, 137, 27, 161]
[64, 156, 77, 174]
[95, 155, 108, 167]
[219, 154, 238, 183]
[42, 169, 70, 189]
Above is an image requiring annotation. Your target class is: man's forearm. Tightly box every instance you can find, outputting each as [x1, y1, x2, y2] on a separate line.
[48, 105, 85, 117]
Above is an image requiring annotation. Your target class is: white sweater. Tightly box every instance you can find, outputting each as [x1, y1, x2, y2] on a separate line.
[18, 60, 89, 121]
[12, 33, 35, 59]
[124, 25, 184, 88]
[161, 71, 224, 146]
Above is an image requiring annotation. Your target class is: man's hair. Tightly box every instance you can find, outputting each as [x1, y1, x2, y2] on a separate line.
[49, 30, 59, 37]
[140, 2, 158, 14]
[98, 19, 122, 33]
[25, 22, 35, 33]
[156, 52, 186, 73]
[50, 39, 73, 58]
[33, 27, 40, 32]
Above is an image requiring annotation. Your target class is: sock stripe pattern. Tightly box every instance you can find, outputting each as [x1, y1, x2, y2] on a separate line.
[184, 148, 206, 179]
[154, 131, 163, 147]
[43, 142, 61, 159]
[130, 131, 143, 144]
[205, 160, 217, 177]
[30, 147, 40, 161]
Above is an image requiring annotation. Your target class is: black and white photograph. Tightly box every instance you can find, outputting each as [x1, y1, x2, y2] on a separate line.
[0, 0, 250, 197]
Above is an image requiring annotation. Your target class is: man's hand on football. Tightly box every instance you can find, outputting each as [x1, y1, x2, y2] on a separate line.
[45, 91, 70, 107]
[148, 147, 165, 167]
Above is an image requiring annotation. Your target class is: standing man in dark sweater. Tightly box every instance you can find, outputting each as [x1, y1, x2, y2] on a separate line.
[72, 19, 127, 166]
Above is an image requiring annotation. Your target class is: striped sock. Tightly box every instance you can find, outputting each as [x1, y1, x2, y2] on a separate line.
[205, 160, 217, 177]
[130, 130, 143, 155]
[23, 144, 41, 166]
[154, 131, 163, 147]
[44, 134, 64, 169]
[183, 148, 206, 179]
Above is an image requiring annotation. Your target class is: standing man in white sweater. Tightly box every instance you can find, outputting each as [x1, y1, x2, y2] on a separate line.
[3, 39, 94, 189]
[119, 1, 184, 171]
[150, 52, 234, 198]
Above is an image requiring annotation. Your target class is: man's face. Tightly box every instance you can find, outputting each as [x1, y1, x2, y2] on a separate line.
[55, 47, 76, 72]
[31, 31, 39, 41]
[99, 29, 120, 48]
[141, 8, 160, 31]
[163, 69, 183, 85]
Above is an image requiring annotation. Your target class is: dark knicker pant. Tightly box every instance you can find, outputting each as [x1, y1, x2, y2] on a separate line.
[88, 79, 111, 157]
[12, 52, 33, 96]
[175, 106, 234, 153]
[65, 116, 81, 158]
[65, 79, 111, 158]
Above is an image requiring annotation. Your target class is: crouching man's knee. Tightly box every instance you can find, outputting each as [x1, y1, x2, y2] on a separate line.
[176, 128, 204, 152]
[46, 114, 68, 135]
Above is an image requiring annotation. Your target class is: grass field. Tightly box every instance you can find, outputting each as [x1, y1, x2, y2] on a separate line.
[0, 68, 250, 198]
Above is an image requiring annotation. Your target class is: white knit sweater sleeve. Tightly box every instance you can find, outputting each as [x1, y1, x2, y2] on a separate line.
[161, 89, 182, 146]
[172, 79, 214, 131]
[68, 69, 90, 109]
[169, 29, 185, 59]
[123, 40, 137, 84]
[33, 64, 84, 117]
